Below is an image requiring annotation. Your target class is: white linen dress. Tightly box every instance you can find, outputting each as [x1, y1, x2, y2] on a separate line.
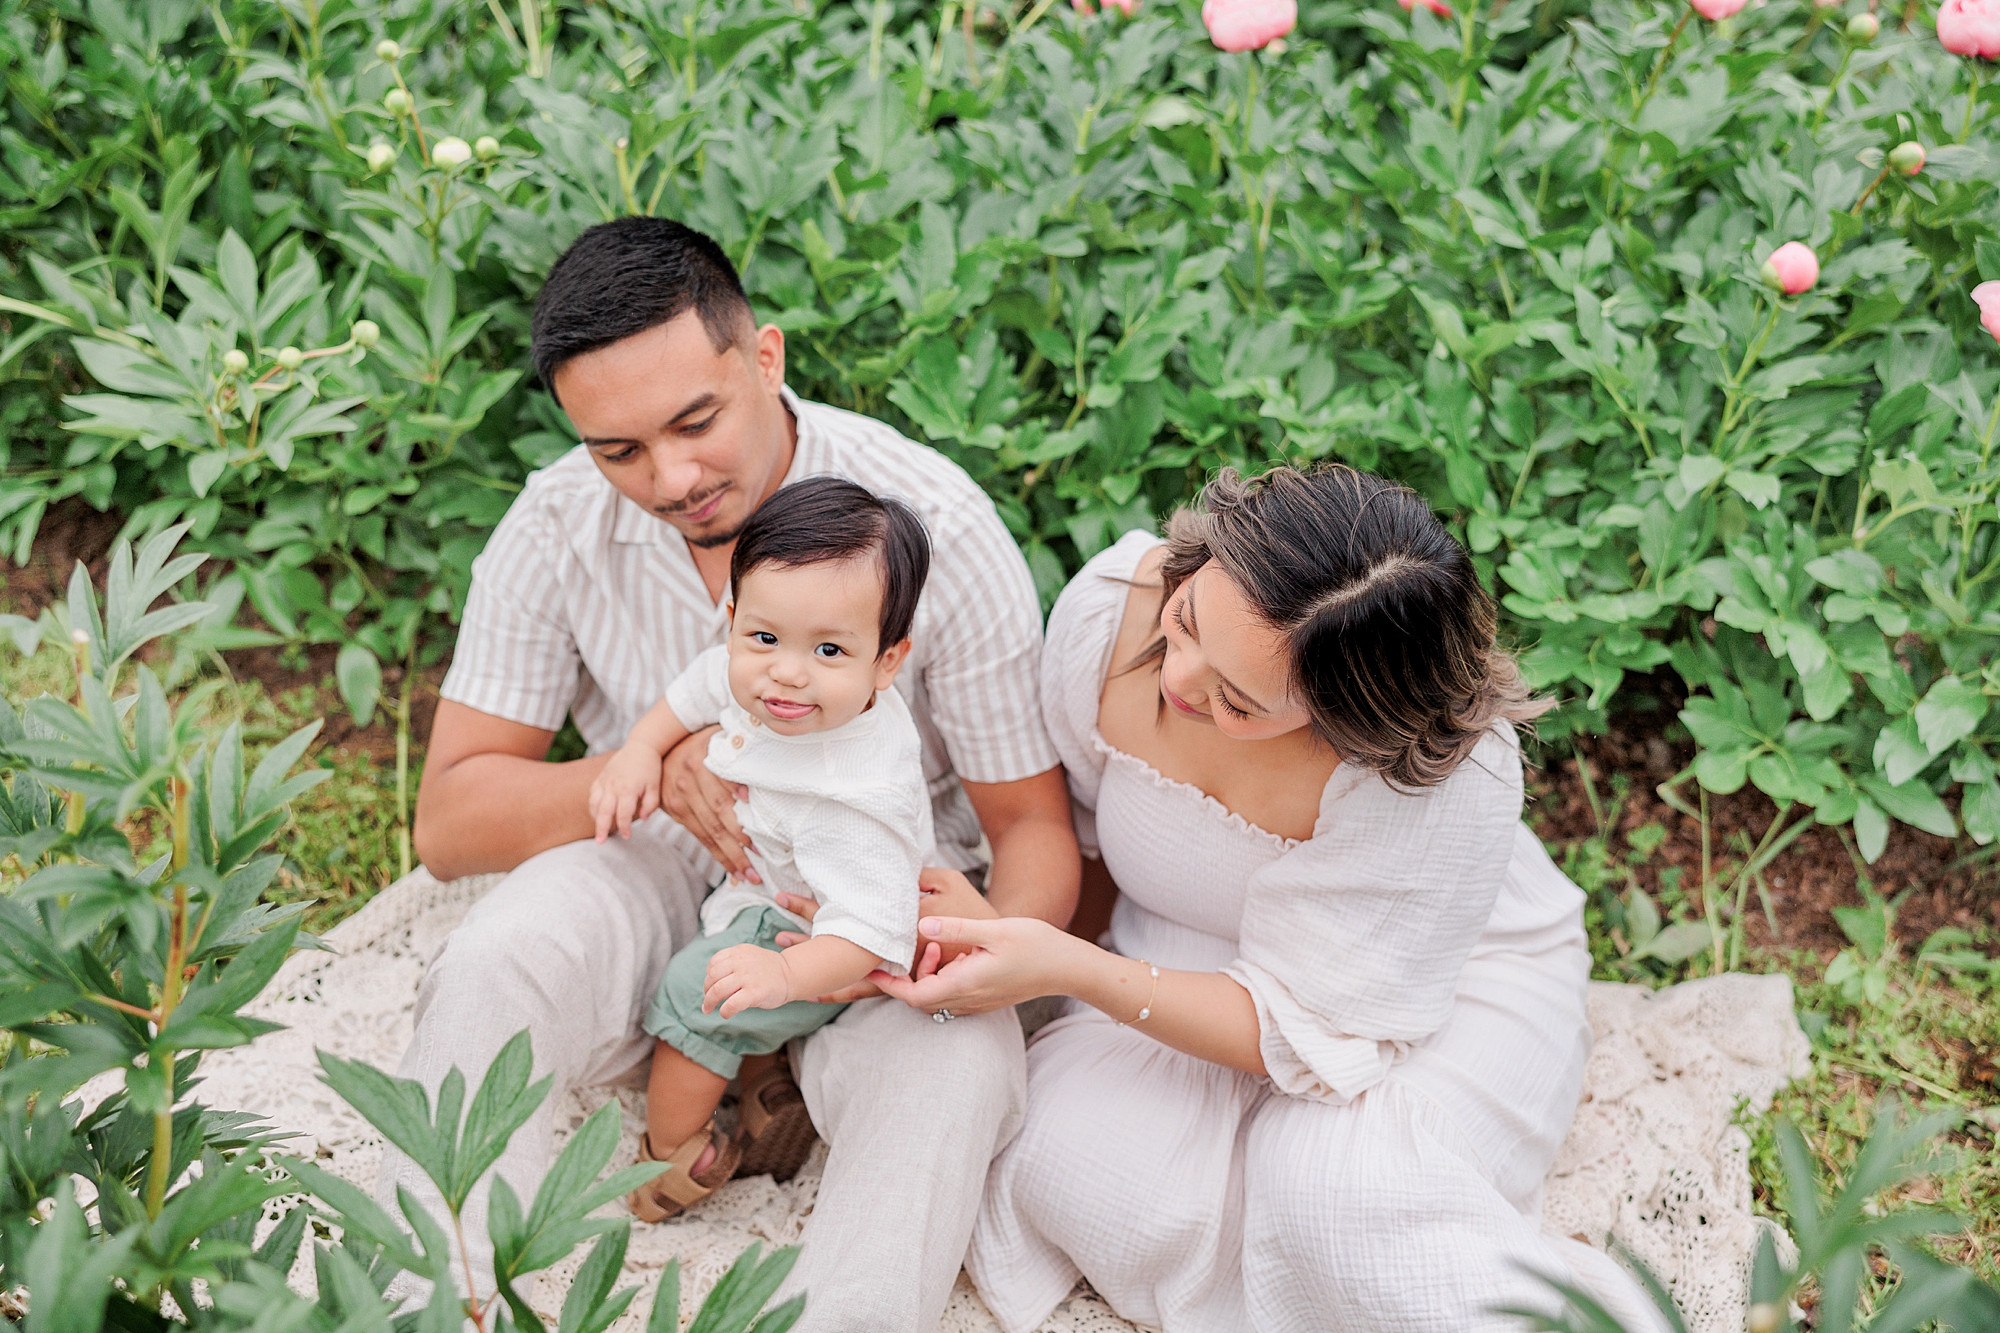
[968, 531, 1658, 1333]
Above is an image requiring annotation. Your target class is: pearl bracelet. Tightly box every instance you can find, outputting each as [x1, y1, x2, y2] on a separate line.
[1118, 960, 1160, 1027]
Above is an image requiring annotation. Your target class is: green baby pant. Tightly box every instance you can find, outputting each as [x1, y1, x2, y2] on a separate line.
[642, 905, 849, 1079]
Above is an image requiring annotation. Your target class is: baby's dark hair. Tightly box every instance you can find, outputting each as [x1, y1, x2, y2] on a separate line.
[729, 476, 931, 656]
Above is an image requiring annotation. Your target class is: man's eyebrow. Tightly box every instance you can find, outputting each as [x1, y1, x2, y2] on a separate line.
[1187, 575, 1272, 715]
[581, 392, 720, 447]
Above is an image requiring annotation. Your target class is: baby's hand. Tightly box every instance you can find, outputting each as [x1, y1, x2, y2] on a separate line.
[703, 944, 791, 1018]
[590, 743, 664, 842]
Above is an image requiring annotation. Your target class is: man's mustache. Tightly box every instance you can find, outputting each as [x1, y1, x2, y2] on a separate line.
[653, 482, 729, 517]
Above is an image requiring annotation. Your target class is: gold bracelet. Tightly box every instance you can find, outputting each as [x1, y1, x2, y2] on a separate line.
[1118, 960, 1160, 1027]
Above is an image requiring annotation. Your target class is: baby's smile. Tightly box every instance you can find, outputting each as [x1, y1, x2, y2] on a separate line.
[761, 696, 817, 721]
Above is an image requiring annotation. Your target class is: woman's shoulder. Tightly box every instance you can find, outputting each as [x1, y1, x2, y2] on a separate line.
[1048, 530, 1162, 637]
[1314, 721, 1524, 826]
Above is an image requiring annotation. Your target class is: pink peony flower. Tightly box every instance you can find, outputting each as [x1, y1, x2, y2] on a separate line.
[1938, 0, 2000, 56]
[1974, 282, 2000, 343]
[1888, 141, 1926, 174]
[1400, 0, 1455, 16]
[1761, 242, 1820, 295]
[1690, 0, 1747, 19]
[1202, 0, 1297, 50]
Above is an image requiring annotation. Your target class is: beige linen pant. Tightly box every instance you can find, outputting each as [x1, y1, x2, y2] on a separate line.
[376, 817, 1028, 1332]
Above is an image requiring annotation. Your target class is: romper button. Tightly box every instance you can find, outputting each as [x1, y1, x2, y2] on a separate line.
[731, 734, 745, 748]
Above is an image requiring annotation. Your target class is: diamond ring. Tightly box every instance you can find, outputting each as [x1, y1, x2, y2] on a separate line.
[933, 1009, 955, 1023]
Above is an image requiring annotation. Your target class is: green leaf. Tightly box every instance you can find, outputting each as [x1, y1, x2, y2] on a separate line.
[336, 643, 382, 727]
[1913, 675, 1986, 756]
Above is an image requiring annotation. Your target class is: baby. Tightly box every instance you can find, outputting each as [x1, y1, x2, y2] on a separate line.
[589, 474, 934, 1221]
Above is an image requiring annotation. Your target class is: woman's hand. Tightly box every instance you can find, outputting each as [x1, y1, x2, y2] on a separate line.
[871, 915, 1079, 1017]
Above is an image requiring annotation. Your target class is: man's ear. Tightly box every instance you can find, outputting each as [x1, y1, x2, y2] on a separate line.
[752, 322, 786, 394]
[873, 638, 913, 690]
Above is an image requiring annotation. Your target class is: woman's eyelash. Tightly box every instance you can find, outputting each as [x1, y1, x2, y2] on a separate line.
[1216, 690, 1250, 720]
[1173, 601, 1195, 639]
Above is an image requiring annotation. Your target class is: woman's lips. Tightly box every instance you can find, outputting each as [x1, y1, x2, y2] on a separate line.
[763, 698, 815, 720]
[1163, 686, 1205, 718]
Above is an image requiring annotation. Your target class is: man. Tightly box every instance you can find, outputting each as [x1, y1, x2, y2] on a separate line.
[387, 217, 1081, 1331]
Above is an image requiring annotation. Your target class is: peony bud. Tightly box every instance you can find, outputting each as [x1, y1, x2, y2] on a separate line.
[1889, 140, 1925, 173]
[221, 348, 250, 375]
[1846, 10, 1879, 37]
[475, 134, 500, 161]
[1399, 0, 1455, 15]
[1104, 0, 1139, 13]
[376, 38, 401, 61]
[1201, 0, 1297, 50]
[351, 320, 381, 349]
[431, 136, 472, 169]
[275, 346, 304, 371]
[1813, 0, 1838, 9]
[384, 87, 412, 115]
[1974, 281, 2000, 343]
[1690, 0, 1747, 18]
[1744, 1304, 1782, 1333]
[1937, 0, 2000, 56]
[366, 141, 397, 173]
[1761, 242, 1819, 295]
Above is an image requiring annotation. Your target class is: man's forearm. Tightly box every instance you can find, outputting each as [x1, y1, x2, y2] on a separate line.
[984, 813, 1081, 929]
[414, 752, 610, 879]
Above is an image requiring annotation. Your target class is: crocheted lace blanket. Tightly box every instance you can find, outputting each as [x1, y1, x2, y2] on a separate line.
[182, 869, 1809, 1333]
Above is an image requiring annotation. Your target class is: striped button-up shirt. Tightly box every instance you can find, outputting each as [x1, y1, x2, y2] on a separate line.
[439, 387, 1060, 873]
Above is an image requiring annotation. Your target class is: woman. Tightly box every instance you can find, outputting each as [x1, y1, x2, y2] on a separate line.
[872, 465, 1660, 1332]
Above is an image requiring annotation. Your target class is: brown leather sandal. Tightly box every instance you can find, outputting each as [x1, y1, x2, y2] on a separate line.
[733, 1050, 819, 1184]
[627, 1119, 742, 1222]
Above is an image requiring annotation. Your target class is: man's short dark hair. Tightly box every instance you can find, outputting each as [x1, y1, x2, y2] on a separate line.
[530, 217, 755, 389]
[729, 477, 931, 656]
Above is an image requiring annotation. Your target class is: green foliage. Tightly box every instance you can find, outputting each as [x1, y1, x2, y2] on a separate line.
[0, 536, 800, 1329]
[6, 0, 2000, 854]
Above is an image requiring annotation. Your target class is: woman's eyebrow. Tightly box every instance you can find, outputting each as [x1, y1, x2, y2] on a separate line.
[1187, 577, 1272, 714]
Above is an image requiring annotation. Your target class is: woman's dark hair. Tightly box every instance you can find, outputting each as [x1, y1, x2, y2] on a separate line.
[729, 476, 931, 656]
[530, 217, 754, 389]
[1139, 464, 1548, 788]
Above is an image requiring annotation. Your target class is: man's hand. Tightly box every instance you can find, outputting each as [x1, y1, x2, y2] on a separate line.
[589, 741, 666, 841]
[703, 944, 791, 1018]
[659, 725, 758, 880]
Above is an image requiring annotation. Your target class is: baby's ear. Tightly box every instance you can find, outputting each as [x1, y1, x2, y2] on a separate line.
[724, 600, 735, 624]
[873, 637, 914, 688]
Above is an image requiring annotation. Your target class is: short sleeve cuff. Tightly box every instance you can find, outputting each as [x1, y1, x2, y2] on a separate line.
[1224, 961, 1408, 1104]
[437, 668, 573, 733]
[810, 913, 915, 978]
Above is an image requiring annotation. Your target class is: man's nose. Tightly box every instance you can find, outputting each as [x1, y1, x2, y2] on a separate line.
[647, 444, 704, 503]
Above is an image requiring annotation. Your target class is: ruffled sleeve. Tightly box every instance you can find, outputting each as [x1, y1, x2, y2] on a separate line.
[1039, 530, 1161, 858]
[1221, 726, 1525, 1104]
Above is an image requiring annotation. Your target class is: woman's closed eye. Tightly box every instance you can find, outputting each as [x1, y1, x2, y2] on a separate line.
[1175, 596, 1251, 718]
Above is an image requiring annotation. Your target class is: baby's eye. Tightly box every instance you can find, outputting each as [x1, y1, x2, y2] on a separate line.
[752, 631, 777, 646]
[813, 643, 844, 660]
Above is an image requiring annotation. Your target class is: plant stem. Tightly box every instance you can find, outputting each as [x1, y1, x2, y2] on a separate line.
[1637, 8, 1691, 116]
[1811, 45, 1853, 134]
[397, 620, 419, 880]
[1963, 63, 1983, 144]
[1849, 164, 1891, 214]
[144, 778, 193, 1220]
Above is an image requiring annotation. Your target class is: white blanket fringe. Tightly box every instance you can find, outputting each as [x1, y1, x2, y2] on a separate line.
[182, 869, 1808, 1333]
